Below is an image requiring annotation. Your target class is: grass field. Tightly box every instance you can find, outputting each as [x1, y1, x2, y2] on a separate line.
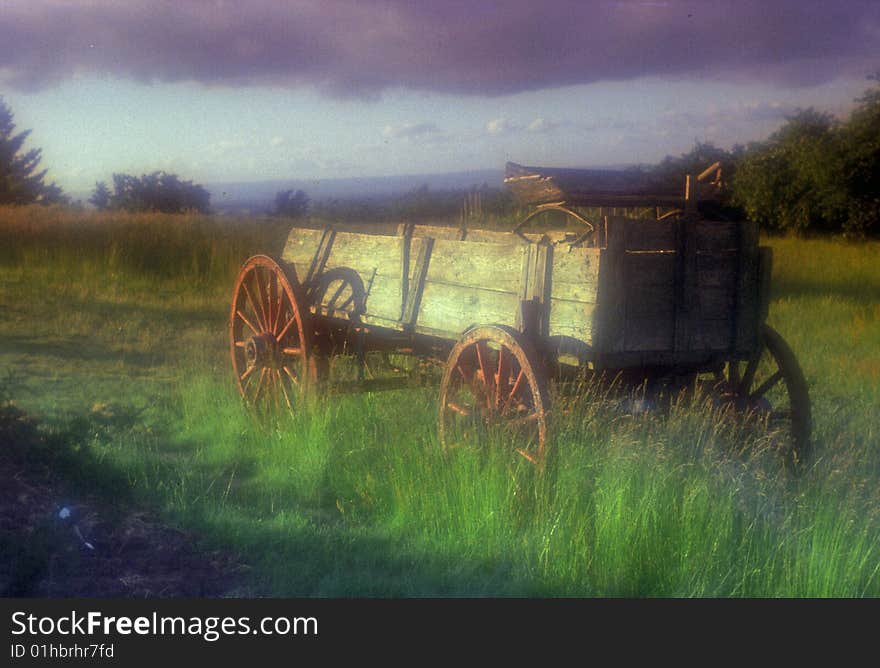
[1, 205, 879, 597]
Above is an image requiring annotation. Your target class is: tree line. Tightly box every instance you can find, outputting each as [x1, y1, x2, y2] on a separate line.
[1, 77, 878, 235]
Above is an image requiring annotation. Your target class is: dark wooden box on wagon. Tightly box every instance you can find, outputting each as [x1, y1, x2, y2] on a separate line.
[229, 161, 809, 465]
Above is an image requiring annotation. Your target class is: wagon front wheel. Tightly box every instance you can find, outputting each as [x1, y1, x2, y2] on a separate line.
[230, 255, 312, 420]
[714, 324, 811, 464]
[439, 325, 549, 465]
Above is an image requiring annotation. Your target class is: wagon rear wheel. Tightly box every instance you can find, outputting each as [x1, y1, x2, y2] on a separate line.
[439, 325, 549, 466]
[714, 324, 811, 464]
[230, 255, 313, 421]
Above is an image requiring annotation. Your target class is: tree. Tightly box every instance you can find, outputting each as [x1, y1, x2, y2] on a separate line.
[89, 181, 111, 210]
[731, 109, 846, 233]
[837, 74, 880, 235]
[0, 96, 67, 205]
[274, 189, 309, 218]
[108, 171, 210, 213]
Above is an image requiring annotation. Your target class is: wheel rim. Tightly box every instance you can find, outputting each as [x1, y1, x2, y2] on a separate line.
[230, 255, 310, 419]
[714, 324, 811, 463]
[439, 325, 548, 465]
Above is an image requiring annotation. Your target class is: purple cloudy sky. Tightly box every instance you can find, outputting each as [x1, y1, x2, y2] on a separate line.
[1, 1, 878, 192]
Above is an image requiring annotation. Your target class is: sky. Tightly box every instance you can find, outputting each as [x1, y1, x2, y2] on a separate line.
[1, 1, 878, 195]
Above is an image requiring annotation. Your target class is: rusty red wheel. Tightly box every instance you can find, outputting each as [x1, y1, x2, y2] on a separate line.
[714, 324, 811, 464]
[230, 255, 311, 419]
[439, 325, 549, 465]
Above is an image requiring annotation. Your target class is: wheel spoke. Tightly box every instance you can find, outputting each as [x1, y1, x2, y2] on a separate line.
[445, 401, 472, 417]
[252, 367, 268, 404]
[242, 281, 267, 332]
[276, 369, 293, 409]
[501, 368, 525, 415]
[236, 309, 260, 337]
[728, 360, 741, 388]
[239, 363, 257, 383]
[740, 354, 760, 394]
[507, 412, 540, 428]
[328, 281, 347, 309]
[253, 269, 271, 333]
[474, 341, 495, 409]
[282, 346, 302, 356]
[751, 370, 783, 399]
[276, 315, 296, 343]
[283, 365, 300, 387]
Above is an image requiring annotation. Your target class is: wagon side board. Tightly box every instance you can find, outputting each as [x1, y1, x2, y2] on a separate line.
[281, 216, 765, 367]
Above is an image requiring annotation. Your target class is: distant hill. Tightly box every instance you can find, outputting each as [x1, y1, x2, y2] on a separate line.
[207, 168, 505, 214]
[69, 164, 638, 213]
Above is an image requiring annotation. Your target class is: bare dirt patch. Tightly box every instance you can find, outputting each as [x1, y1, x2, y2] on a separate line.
[1, 402, 248, 597]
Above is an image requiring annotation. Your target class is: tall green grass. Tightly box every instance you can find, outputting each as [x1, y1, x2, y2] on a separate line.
[1, 206, 878, 596]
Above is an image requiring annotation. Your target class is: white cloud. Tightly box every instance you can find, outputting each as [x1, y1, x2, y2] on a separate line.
[487, 117, 521, 135]
[382, 121, 441, 140]
[526, 117, 560, 133]
[269, 135, 286, 147]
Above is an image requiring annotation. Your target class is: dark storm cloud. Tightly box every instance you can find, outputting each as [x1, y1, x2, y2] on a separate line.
[2, 1, 878, 94]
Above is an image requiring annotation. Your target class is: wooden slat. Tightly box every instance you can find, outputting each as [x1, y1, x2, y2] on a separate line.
[674, 217, 697, 352]
[695, 285, 736, 320]
[735, 221, 760, 354]
[424, 239, 527, 294]
[625, 252, 676, 287]
[624, 316, 674, 351]
[322, 231, 405, 324]
[402, 237, 433, 326]
[625, 284, 676, 318]
[593, 216, 627, 353]
[548, 299, 597, 345]
[696, 251, 738, 287]
[689, 320, 732, 350]
[550, 247, 600, 303]
[414, 283, 521, 338]
[281, 227, 325, 278]
[696, 220, 739, 251]
[625, 220, 676, 251]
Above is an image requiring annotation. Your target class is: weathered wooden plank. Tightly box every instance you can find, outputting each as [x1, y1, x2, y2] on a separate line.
[735, 221, 760, 354]
[281, 227, 326, 278]
[423, 239, 527, 294]
[550, 247, 601, 303]
[696, 251, 738, 287]
[625, 220, 676, 251]
[548, 298, 596, 345]
[625, 284, 676, 318]
[320, 232, 405, 324]
[689, 320, 732, 351]
[696, 221, 739, 251]
[593, 216, 627, 353]
[625, 252, 676, 287]
[757, 246, 773, 323]
[674, 217, 697, 352]
[402, 237, 433, 326]
[695, 285, 736, 320]
[624, 317, 674, 351]
[414, 283, 521, 338]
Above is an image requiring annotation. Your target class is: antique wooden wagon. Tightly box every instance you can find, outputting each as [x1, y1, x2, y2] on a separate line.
[229, 161, 811, 464]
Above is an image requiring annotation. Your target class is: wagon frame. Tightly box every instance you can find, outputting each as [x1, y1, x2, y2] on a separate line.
[229, 161, 811, 465]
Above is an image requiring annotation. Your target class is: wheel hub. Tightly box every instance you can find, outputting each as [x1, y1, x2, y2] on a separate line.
[245, 332, 279, 368]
